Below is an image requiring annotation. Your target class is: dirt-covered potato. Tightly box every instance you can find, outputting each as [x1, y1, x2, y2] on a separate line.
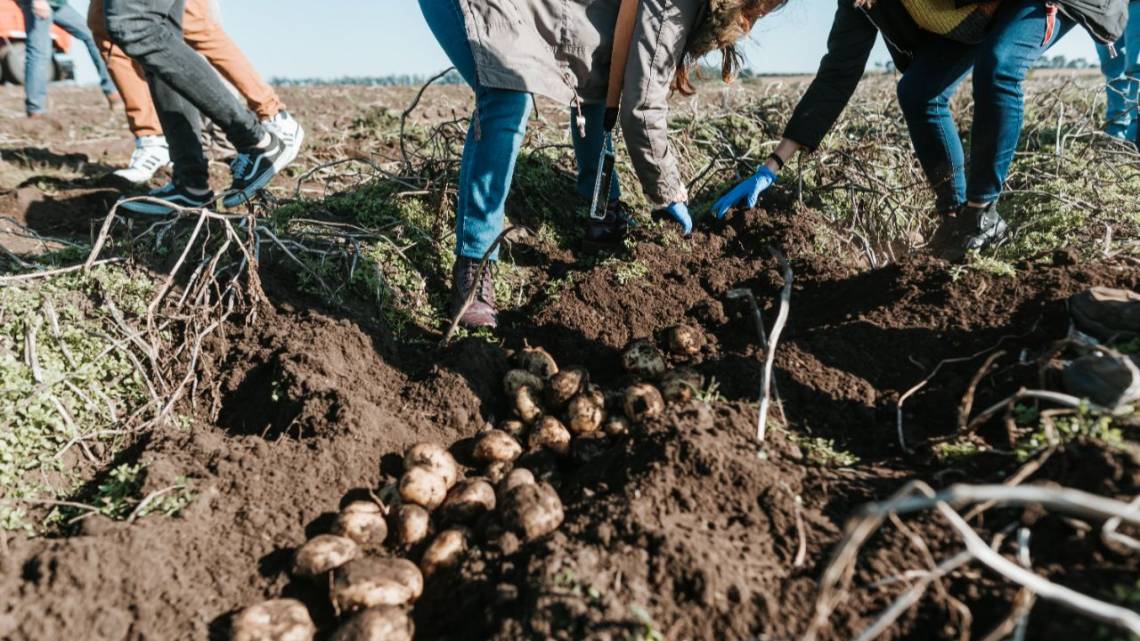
[486, 461, 512, 483]
[331, 502, 388, 547]
[439, 479, 496, 524]
[661, 366, 703, 403]
[513, 385, 544, 425]
[331, 558, 424, 611]
[499, 419, 527, 439]
[622, 339, 667, 380]
[545, 368, 586, 410]
[503, 369, 544, 396]
[501, 482, 564, 541]
[292, 535, 360, 577]
[666, 324, 704, 357]
[604, 415, 631, 436]
[394, 504, 431, 547]
[329, 607, 413, 641]
[516, 347, 559, 379]
[528, 416, 571, 456]
[421, 528, 469, 577]
[231, 598, 315, 641]
[473, 430, 523, 464]
[566, 394, 605, 435]
[623, 383, 665, 423]
[403, 443, 460, 489]
[399, 466, 448, 510]
[498, 468, 536, 500]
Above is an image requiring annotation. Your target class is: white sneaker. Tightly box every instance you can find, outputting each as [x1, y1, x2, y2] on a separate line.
[262, 111, 305, 168]
[114, 136, 172, 184]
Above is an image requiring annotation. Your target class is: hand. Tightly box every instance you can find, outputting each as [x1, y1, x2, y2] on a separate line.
[655, 201, 692, 237]
[710, 166, 777, 220]
[32, 0, 51, 19]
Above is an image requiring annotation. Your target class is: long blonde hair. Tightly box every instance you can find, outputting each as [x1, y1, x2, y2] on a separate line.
[673, 0, 787, 95]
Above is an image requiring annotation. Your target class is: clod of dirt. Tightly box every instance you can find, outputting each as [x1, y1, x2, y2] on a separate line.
[516, 347, 559, 379]
[292, 535, 360, 578]
[528, 417, 571, 456]
[438, 480, 496, 524]
[332, 502, 388, 547]
[545, 368, 586, 410]
[421, 528, 469, 578]
[473, 430, 523, 464]
[661, 367, 703, 403]
[497, 468, 536, 501]
[230, 598, 315, 641]
[571, 432, 610, 465]
[503, 369, 544, 396]
[566, 394, 605, 435]
[329, 607, 414, 641]
[624, 383, 665, 422]
[395, 504, 432, 547]
[622, 339, 667, 380]
[500, 482, 564, 541]
[513, 386, 544, 425]
[331, 558, 424, 611]
[666, 324, 704, 357]
[399, 466, 448, 510]
[403, 443, 460, 489]
[604, 415, 631, 436]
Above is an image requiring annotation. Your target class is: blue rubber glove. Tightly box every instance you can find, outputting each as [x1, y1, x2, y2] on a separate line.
[711, 166, 778, 220]
[655, 201, 693, 237]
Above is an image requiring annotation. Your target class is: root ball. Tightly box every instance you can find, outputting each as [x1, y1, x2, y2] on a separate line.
[527, 416, 571, 456]
[403, 443, 460, 489]
[332, 502, 388, 547]
[621, 340, 667, 380]
[329, 607, 413, 641]
[399, 466, 448, 510]
[517, 347, 559, 379]
[666, 324, 704, 357]
[501, 482, 564, 541]
[332, 558, 424, 611]
[545, 368, 586, 410]
[661, 366, 703, 403]
[231, 598, 315, 641]
[394, 504, 431, 547]
[439, 479, 496, 524]
[292, 535, 360, 578]
[474, 430, 523, 464]
[566, 394, 605, 435]
[623, 383, 665, 423]
[503, 369, 544, 396]
[421, 528, 469, 578]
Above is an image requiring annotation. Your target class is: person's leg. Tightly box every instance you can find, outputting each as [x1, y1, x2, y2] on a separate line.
[573, 104, 622, 204]
[968, 0, 1075, 205]
[20, 0, 53, 116]
[89, 0, 163, 138]
[1096, 39, 1129, 138]
[51, 3, 117, 98]
[895, 41, 976, 214]
[1125, 2, 1140, 144]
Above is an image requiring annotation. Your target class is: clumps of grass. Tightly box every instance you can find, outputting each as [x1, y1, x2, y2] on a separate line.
[933, 439, 988, 464]
[1012, 403, 1128, 461]
[610, 259, 650, 285]
[792, 435, 860, 468]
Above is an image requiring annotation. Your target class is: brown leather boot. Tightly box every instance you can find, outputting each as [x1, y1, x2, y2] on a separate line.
[452, 257, 498, 329]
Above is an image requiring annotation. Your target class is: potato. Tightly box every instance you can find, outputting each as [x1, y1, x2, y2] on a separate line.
[499, 419, 527, 439]
[400, 466, 448, 510]
[498, 468, 536, 501]
[473, 430, 523, 464]
[622, 339, 667, 380]
[603, 415, 631, 436]
[486, 461, 512, 483]
[231, 598, 315, 641]
[566, 394, 605, 435]
[501, 482, 564, 541]
[517, 347, 559, 379]
[394, 504, 431, 547]
[545, 368, 586, 410]
[623, 383, 665, 423]
[439, 479, 496, 524]
[661, 366, 703, 404]
[332, 502, 388, 547]
[528, 416, 571, 456]
[514, 385, 544, 425]
[666, 324, 703, 357]
[503, 369, 544, 396]
[292, 535, 360, 577]
[329, 607, 413, 641]
[332, 558, 424, 612]
[403, 443, 460, 489]
[421, 528, 469, 578]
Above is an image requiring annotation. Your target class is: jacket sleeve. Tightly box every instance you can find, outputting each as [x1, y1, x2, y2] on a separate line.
[618, 0, 705, 208]
[783, 0, 880, 151]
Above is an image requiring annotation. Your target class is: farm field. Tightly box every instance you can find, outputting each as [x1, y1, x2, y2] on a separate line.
[1, 75, 1139, 641]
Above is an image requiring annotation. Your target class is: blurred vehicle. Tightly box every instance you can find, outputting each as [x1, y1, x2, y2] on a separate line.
[0, 0, 74, 85]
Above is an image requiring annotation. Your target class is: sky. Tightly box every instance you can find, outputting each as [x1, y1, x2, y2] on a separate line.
[66, 0, 1102, 84]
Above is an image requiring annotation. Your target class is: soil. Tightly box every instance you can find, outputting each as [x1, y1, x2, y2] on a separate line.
[3, 86, 1140, 641]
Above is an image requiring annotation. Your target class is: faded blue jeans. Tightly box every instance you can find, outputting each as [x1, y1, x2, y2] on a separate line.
[418, 0, 618, 261]
[1095, 1, 1140, 141]
[897, 0, 1074, 211]
[21, 0, 116, 115]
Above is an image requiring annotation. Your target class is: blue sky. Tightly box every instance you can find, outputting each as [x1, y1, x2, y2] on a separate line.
[68, 0, 1101, 83]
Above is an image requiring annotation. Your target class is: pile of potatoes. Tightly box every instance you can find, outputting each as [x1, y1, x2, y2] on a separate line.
[230, 326, 705, 641]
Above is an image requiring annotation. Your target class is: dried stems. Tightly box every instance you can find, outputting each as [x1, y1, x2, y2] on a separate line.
[757, 247, 792, 444]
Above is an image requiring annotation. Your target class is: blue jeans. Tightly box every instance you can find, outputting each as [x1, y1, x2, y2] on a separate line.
[1095, 2, 1140, 140]
[21, 0, 116, 115]
[418, 0, 618, 261]
[898, 0, 1073, 210]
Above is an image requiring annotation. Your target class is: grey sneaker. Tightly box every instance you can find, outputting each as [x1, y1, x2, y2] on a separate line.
[452, 257, 497, 329]
[929, 201, 1009, 262]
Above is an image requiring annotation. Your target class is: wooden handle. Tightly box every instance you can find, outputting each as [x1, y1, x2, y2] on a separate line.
[606, 0, 640, 109]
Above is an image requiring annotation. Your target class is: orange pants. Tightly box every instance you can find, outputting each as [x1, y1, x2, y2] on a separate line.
[88, 0, 284, 138]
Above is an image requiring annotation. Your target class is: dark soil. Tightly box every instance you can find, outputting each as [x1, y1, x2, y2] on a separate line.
[2, 199, 1139, 641]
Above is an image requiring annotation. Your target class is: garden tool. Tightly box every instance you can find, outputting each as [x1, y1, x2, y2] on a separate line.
[587, 0, 639, 226]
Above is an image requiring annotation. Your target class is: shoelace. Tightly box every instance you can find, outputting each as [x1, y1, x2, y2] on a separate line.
[460, 262, 494, 304]
[230, 153, 252, 179]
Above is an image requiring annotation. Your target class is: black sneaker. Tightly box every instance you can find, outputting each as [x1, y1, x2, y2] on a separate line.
[584, 200, 635, 252]
[117, 182, 215, 216]
[222, 131, 289, 208]
[928, 201, 1009, 262]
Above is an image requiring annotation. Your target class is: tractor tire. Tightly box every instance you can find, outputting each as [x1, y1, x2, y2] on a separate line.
[2, 43, 26, 86]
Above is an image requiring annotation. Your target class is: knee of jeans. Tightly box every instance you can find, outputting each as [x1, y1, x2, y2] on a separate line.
[974, 49, 1025, 97]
